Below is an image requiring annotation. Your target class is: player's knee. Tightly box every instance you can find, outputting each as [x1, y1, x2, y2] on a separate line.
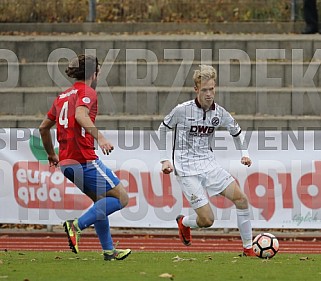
[119, 190, 129, 208]
[233, 195, 249, 209]
[119, 185, 129, 207]
[107, 184, 129, 208]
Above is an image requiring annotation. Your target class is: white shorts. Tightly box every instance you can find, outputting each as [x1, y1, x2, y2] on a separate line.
[176, 167, 235, 209]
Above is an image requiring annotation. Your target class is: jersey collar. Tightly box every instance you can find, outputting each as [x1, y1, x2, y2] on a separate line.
[194, 98, 215, 110]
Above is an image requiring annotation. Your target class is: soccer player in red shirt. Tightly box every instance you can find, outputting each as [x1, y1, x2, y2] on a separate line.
[39, 54, 131, 261]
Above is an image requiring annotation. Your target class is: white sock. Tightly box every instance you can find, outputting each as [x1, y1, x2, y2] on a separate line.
[182, 214, 199, 228]
[236, 208, 252, 249]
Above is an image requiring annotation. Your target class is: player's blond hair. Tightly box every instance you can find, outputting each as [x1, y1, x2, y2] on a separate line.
[193, 65, 217, 87]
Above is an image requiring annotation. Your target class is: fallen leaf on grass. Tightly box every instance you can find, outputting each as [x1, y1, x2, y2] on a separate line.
[172, 255, 196, 262]
[300, 257, 314, 261]
[172, 255, 181, 260]
[159, 273, 174, 279]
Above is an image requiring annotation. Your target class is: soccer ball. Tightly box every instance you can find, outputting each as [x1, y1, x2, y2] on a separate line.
[252, 233, 279, 259]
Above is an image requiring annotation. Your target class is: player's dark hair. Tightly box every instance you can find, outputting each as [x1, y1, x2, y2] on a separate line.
[65, 54, 99, 80]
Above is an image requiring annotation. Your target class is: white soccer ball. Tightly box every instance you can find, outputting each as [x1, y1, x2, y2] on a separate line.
[252, 233, 279, 259]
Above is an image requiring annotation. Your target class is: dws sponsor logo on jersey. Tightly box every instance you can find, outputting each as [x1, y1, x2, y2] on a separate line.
[189, 125, 214, 137]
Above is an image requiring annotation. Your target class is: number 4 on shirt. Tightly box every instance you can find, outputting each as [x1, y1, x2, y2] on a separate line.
[59, 101, 69, 128]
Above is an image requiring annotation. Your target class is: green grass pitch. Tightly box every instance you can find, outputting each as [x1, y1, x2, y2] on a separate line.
[1, 251, 320, 281]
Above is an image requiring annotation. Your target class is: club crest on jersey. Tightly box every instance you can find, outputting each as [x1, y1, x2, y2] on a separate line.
[82, 97, 91, 104]
[211, 117, 220, 126]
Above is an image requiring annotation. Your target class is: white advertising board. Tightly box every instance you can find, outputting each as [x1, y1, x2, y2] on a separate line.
[0, 129, 320, 229]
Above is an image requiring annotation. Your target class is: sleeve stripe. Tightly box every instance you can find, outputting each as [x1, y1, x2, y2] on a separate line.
[163, 121, 173, 129]
[232, 129, 242, 137]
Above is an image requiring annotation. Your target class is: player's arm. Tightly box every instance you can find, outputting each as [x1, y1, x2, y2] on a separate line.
[158, 121, 174, 174]
[221, 107, 252, 167]
[75, 105, 113, 155]
[158, 105, 180, 174]
[232, 130, 252, 167]
[39, 117, 59, 167]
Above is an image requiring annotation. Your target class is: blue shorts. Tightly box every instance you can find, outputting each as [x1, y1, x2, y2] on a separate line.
[60, 159, 120, 196]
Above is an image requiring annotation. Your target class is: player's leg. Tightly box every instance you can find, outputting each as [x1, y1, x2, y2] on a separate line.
[176, 175, 214, 246]
[80, 160, 130, 259]
[77, 188, 130, 260]
[219, 181, 255, 256]
[84, 160, 130, 260]
[61, 164, 84, 254]
[61, 160, 130, 259]
[77, 190, 124, 229]
[73, 160, 127, 228]
[176, 203, 214, 246]
[94, 219, 113, 250]
[183, 204, 214, 228]
[204, 166, 255, 256]
[93, 218, 131, 261]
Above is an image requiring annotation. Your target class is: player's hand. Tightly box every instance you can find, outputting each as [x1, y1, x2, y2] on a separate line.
[241, 156, 252, 167]
[48, 154, 59, 167]
[99, 138, 114, 155]
[161, 160, 174, 174]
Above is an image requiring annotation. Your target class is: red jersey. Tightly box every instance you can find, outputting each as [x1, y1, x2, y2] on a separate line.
[47, 81, 98, 164]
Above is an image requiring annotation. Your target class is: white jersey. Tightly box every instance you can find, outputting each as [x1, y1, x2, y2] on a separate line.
[159, 99, 242, 176]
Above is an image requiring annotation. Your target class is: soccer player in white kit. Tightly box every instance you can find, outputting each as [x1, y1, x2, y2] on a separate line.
[158, 65, 255, 256]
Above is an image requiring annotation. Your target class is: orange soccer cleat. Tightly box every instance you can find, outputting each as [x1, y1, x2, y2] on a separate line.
[176, 215, 192, 246]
